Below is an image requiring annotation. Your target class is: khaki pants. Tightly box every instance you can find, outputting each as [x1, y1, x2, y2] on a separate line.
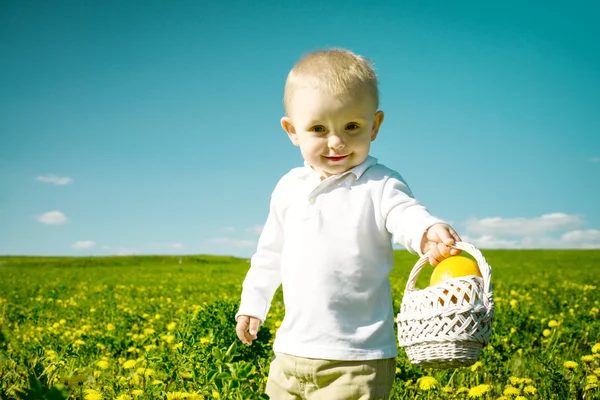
[265, 352, 396, 400]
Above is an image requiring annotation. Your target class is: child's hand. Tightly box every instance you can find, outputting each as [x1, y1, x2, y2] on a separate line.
[235, 315, 261, 345]
[421, 223, 462, 267]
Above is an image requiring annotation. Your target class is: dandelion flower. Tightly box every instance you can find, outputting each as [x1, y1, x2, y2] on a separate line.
[564, 361, 578, 369]
[592, 343, 600, 354]
[515, 396, 527, 400]
[97, 360, 109, 370]
[200, 337, 210, 344]
[503, 386, 520, 396]
[167, 322, 177, 331]
[166, 392, 187, 400]
[131, 389, 143, 396]
[180, 371, 193, 379]
[417, 376, 439, 391]
[212, 390, 220, 399]
[106, 323, 116, 331]
[542, 329, 551, 337]
[582, 355, 595, 363]
[84, 389, 102, 400]
[470, 361, 483, 371]
[116, 395, 132, 400]
[585, 384, 598, 391]
[548, 320, 559, 328]
[509, 299, 518, 308]
[524, 385, 537, 394]
[456, 387, 469, 394]
[123, 359, 137, 369]
[468, 384, 491, 397]
[587, 375, 598, 384]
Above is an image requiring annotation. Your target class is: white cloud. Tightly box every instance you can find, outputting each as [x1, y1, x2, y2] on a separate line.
[208, 238, 256, 247]
[590, 157, 600, 163]
[465, 213, 583, 237]
[37, 211, 68, 225]
[246, 225, 264, 235]
[221, 227, 236, 233]
[116, 248, 141, 256]
[35, 175, 73, 185]
[461, 235, 519, 249]
[72, 240, 96, 249]
[461, 213, 600, 249]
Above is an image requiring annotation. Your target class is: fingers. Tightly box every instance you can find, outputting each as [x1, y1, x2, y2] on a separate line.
[236, 316, 251, 345]
[426, 224, 463, 265]
[235, 315, 261, 345]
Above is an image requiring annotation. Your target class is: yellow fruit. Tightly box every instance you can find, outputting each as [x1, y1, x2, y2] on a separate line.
[430, 256, 482, 286]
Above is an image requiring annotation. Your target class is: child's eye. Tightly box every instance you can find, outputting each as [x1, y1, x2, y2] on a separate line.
[346, 123, 360, 131]
[310, 126, 327, 133]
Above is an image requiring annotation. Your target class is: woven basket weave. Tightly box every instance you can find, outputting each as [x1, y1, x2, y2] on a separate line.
[397, 242, 494, 369]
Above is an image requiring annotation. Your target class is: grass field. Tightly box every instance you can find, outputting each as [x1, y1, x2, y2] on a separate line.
[0, 250, 599, 399]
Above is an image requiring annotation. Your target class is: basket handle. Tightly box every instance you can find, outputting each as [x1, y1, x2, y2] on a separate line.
[404, 241, 492, 295]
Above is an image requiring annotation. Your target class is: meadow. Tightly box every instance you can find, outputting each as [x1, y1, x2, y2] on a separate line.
[0, 250, 599, 399]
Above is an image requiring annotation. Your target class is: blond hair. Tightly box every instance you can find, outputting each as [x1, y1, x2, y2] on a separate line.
[283, 48, 379, 114]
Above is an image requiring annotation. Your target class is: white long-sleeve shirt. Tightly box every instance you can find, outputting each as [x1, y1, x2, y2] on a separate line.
[236, 156, 443, 360]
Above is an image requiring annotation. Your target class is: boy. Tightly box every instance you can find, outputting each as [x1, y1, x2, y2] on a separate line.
[235, 48, 461, 399]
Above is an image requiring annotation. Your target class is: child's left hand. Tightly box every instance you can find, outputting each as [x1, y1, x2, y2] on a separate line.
[421, 223, 462, 266]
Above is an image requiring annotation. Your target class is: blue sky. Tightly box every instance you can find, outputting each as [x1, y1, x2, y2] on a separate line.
[1, 0, 599, 257]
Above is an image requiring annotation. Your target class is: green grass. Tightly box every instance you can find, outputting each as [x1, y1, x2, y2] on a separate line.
[1, 250, 599, 399]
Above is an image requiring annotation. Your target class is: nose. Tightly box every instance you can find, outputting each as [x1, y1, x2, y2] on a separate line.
[327, 132, 345, 150]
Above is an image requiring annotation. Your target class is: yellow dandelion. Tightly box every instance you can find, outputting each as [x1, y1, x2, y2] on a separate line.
[395, 367, 400, 374]
[564, 361, 578, 369]
[456, 387, 469, 394]
[97, 360, 109, 370]
[587, 375, 598, 384]
[136, 367, 155, 376]
[152, 379, 164, 385]
[186, 394, 202, 400]
[548, 320, 559, 328]
[417, 376, 439, 391]
[515, 396, 527, 400]
[212, 390, 220, 399]
[442, 386, 453, 393]
[509, 299, 518, 308]
[163, 334, 175, 344]
[592, 343, 600, 354]
[73, 339, 86, 346]
[84, 389, 102, 400]
[594, 369, 600, 376]
[470, 361, 483, 371]
[585, 383, 598, 390]
[123, 359, 137, 369]
[166, 392, 187, 400]
[200, 337, 210, 344]
[167, 322, 177, 331]
[131, 389, 143, 396]
[180, 371, 193, 379]
[542, 329, 551, 337]
[468, 384, 491, 397]
[116, 395, 132, 400]
[524, 385, 537, 394]
[582, 355, 595, 363]
[503, 386, 520, 396]
[106, 323, 116, 331]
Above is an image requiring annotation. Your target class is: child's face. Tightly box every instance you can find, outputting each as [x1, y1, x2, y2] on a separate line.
[281, 87, 384, 179]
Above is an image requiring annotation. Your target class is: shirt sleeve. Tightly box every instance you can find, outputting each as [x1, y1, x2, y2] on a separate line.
[381, 173, 444, 256]
[235, 194, 284, 324]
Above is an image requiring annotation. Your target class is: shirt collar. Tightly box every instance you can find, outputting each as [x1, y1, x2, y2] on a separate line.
[299, 155, 378, 180]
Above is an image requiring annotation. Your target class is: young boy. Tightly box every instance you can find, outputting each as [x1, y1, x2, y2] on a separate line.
[235, 48, 461, 399]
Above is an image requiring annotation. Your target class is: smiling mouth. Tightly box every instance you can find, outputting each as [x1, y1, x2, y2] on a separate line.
[324, 155, 349, 162]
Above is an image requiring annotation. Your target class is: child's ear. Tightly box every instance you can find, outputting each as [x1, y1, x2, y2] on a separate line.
[370, 110, 385, 141]
[281, 117, 299, 146]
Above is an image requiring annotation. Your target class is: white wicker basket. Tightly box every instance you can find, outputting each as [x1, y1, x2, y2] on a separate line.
[397, 242, 494, 369]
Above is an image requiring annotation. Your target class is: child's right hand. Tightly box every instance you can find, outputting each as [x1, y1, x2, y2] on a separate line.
[235, 315, 261, 345]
